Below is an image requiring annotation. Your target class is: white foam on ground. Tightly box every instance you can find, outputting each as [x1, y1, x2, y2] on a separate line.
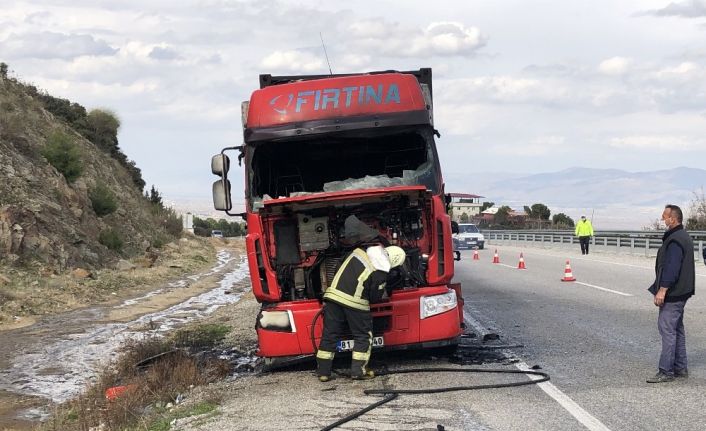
[0, 252, 249, 405]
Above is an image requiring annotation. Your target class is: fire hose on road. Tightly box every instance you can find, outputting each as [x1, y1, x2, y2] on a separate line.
[309, 307, 551, 430]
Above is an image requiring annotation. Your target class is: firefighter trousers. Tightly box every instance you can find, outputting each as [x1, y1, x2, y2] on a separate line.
[316, 301, 373, 378]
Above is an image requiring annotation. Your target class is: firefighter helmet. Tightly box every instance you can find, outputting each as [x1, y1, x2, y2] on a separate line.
[385, 246, 406, 269]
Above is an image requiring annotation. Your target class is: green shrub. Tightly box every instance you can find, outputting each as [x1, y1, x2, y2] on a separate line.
[41, 131, 82, 183]
[99, 229, 123, 251]
[162, 208, 183, 237]
[89, 183, 117, 217]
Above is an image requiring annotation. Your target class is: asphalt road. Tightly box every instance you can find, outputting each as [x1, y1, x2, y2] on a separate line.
[456, 244, 706, 431]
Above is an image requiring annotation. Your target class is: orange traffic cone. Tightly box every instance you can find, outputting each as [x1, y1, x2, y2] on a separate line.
[473, 249, 480, 260]
[561, 259, 576, 282]
[492, 250, 500, 264]
[517, 253, 526, 270]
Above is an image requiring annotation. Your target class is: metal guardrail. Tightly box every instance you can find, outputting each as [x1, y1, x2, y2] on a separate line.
[483, 230, 706, 256]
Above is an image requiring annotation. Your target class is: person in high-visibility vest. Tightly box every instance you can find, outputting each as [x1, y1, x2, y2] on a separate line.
[575, 215, 594, 255]
[316, 245, 406, 381]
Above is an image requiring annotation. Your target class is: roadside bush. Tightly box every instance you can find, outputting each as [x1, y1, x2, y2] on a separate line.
[45, 336, 229, 431]
[89, 183, 118, 217]
[99, 229, 123, 251]
[41, 131, 82, 183]
[162, 208, 183, 237]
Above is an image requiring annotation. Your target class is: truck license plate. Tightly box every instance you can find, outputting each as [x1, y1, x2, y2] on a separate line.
[337, 336, 384, 352]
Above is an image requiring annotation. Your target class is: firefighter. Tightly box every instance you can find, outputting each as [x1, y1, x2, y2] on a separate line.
[316, 245, 406, 381]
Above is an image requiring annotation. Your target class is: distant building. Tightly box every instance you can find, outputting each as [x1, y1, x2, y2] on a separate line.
[448, 193, 485, 222]
[181, 212, 194, 232]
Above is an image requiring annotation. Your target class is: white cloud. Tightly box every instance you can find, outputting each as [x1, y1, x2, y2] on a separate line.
[643, 0, 706, 18]
[149, 46, 181, 61]
[259, 50, 325, 73]
[348, 20, 486, 58]
[438, 76, 571, 107]
[1, 31, 118, 60]
[609, 135, 696, 151]
[598, 56, 632, 75]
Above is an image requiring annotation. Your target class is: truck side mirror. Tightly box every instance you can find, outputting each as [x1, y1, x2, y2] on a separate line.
[211, 153, 232, 211]
[212, 179, 232, 211]
[451, 220, 459, 234]
[211, 154, 230, 176]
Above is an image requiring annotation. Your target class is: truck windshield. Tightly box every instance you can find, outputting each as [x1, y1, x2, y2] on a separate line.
[248, 127, 440, 204]
[459, 225, 479, 233]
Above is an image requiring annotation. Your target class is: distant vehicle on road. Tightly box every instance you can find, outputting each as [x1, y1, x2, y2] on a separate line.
[454, 223, 484, 249]
[211, 230, 224, 238]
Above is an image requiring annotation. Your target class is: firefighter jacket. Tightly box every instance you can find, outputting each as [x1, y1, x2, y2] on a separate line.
[323, 248, 388, 311]
[575, 219, 594, 237]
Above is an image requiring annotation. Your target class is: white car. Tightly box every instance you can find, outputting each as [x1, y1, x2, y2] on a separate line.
[211, 230, 224, 238]
[453, 223, 484, 249]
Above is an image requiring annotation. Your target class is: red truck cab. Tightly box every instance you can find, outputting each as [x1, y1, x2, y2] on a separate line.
[211, 68, 463, 361]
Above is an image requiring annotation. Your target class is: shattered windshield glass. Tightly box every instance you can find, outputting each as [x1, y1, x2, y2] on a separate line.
[248, 127, 440, 208]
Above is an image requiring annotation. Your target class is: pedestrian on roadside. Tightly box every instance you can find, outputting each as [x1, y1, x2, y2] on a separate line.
[575, 215, 594, 255]
[646, 204, 695, 383]
[316, 245, 405, 382]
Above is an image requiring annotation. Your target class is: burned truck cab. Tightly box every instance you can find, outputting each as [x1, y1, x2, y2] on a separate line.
[212, 68, 463, 359]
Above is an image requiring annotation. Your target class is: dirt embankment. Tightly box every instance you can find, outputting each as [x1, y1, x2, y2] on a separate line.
[0, 236, 222, 330]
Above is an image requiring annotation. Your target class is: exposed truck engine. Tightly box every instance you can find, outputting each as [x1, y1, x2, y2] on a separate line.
[211, 68, 464, 360]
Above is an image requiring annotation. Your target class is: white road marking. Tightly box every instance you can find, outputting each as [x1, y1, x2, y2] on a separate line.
[463, 309, 613, 431]
[514, 361, 612, 431]
[574, 281, 633, 297]
[497, 263, 520, 269]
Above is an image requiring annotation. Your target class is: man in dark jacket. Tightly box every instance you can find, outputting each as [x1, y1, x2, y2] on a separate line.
[646, 204, 695, 383]
[316, 245, 405, 382]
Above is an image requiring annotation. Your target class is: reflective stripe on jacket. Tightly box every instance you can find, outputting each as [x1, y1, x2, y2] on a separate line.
[323, 248, 386, 311]
[575, 220, 594, 237]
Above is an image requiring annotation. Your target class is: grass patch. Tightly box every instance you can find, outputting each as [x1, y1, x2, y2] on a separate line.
[43, 328, 232, 431]
[171, 324, 230, 349]
[146, 400, 219, 431]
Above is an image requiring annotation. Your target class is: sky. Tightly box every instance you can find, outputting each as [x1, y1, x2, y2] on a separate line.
[2, 0, 706, 214]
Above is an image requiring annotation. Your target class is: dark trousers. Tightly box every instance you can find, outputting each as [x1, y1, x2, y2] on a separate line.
[657, 300, 688, 375]
[579, 236, 590, 254]
[317, 301, 372, 377]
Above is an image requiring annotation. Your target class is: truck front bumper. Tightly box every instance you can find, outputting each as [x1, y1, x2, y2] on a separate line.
[256, 285, 464, 358]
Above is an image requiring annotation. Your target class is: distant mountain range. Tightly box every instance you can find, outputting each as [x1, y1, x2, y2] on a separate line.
[445, 167, 706, 229]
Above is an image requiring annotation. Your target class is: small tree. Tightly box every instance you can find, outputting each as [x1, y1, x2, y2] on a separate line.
[686, 188, 706, 230]
[162, 207, 183, 237]
[149, 185, 163, 207]
[83, 108, 120, 153]
[528, 203, 551, 220]
[460, 212, 469, 223]
[495, 206, 512, 226]
[89, 182, 118, 217]
[0, 62, 8, 79]
[41, 131, 83, 183]
[552, 213, 575, 228]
